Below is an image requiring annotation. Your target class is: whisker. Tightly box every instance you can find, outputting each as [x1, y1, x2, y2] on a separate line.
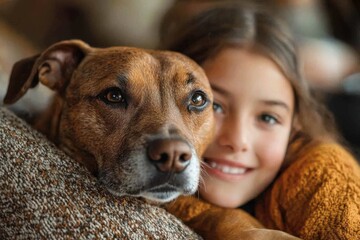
[195, 190, 201, 199]
[199, 160, 219, 185]
[199, 161, 212, 193]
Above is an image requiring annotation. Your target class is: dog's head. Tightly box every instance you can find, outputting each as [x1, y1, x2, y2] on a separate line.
[4, 40, 214, 203]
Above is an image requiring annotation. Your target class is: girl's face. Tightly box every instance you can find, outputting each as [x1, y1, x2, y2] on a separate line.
[200, 48, 295, 208]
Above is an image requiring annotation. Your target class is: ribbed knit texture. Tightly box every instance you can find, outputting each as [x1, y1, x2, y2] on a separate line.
[255, 143, 360, 240]
[0, 107, 200, 240]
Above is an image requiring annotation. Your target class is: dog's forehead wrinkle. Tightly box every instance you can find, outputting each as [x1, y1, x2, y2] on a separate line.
[186, 72, 196, 85]
[154, 51, 208, 87]
[77, 50, 148, 79]
[117, 74, 128, 84]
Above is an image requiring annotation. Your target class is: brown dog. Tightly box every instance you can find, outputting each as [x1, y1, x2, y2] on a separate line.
[3, 39, 214, 203]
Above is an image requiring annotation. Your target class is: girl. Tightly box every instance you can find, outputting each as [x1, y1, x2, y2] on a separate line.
[160, 2, 360, 239]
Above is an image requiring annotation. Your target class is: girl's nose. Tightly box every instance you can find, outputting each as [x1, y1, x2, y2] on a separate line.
[217, 116, 249, 152]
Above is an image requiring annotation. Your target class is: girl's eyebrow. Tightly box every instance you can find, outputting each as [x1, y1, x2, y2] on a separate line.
[210, 83, 230, 97]
[260, 100, 291, 112]
[211, 83, 291, 112]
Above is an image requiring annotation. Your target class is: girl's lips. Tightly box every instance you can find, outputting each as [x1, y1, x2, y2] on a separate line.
[203, 158, 253, 181]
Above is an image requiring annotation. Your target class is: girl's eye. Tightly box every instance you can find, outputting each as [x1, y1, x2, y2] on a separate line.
[213, 102, 224, 114]
[259, 114, 278, 125]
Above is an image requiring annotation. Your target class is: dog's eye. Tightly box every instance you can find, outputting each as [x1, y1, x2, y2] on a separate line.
[106, 91, 123, 103]
[99, 88, 127, 107]
[188, 91, 208, 112]
[192, 92, 206, 106]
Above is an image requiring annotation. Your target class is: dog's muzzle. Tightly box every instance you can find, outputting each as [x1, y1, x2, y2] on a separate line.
[101, 137, 200, 203]
[139, 138, 199, 202]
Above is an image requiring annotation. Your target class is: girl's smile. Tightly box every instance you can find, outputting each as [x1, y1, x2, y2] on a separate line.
[204, 157, 253, 181]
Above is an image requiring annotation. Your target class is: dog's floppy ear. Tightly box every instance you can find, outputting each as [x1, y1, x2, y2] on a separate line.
[4, 39, 91, 104]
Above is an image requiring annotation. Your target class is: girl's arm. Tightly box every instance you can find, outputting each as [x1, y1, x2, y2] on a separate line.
[165, 195, 300, 239]
[255, 143, 360, 240]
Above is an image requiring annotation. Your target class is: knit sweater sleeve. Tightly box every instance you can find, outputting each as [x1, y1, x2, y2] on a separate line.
[165, 195, 300, 239]
[255, 143, 360, 240]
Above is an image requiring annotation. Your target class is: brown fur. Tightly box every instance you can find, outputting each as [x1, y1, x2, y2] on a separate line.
[4, 39, 214, 203]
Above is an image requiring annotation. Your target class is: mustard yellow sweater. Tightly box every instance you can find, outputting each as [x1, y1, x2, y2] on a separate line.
[166, 143, 360, 240]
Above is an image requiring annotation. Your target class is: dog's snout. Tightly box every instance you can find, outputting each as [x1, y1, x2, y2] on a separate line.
[147, 139, 192, 173]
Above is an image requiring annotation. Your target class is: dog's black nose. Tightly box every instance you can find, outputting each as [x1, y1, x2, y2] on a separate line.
[147, 139, 192, 173]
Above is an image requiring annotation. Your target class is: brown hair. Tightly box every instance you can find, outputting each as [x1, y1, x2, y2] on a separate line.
[160, 1, 340, 160]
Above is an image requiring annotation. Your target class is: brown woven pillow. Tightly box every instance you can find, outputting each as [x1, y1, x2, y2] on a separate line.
[0, 107, 200, 239]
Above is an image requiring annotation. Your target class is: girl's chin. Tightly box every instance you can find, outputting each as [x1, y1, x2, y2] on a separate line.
[199, 188, 247, 208]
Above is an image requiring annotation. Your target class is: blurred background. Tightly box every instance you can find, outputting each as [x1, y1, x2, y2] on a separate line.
[0, 0, 359, 157]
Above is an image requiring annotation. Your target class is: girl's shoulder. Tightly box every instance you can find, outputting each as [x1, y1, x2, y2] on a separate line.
[284, 131, 359, 176]
[255, 142, 360, 239]
[291, 141, 359, 174]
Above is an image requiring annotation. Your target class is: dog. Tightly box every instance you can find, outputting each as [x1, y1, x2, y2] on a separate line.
[3, 39, 214, 203]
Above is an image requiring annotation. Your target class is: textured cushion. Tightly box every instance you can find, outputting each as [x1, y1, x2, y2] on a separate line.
[0, 107, 199, 239]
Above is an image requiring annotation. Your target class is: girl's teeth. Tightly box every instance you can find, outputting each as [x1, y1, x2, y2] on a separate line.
[208, 161, 247, 174]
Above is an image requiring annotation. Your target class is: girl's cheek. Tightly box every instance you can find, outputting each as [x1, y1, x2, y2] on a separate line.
[260, 133, 289, 166]
[214, 115, 224, 135]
